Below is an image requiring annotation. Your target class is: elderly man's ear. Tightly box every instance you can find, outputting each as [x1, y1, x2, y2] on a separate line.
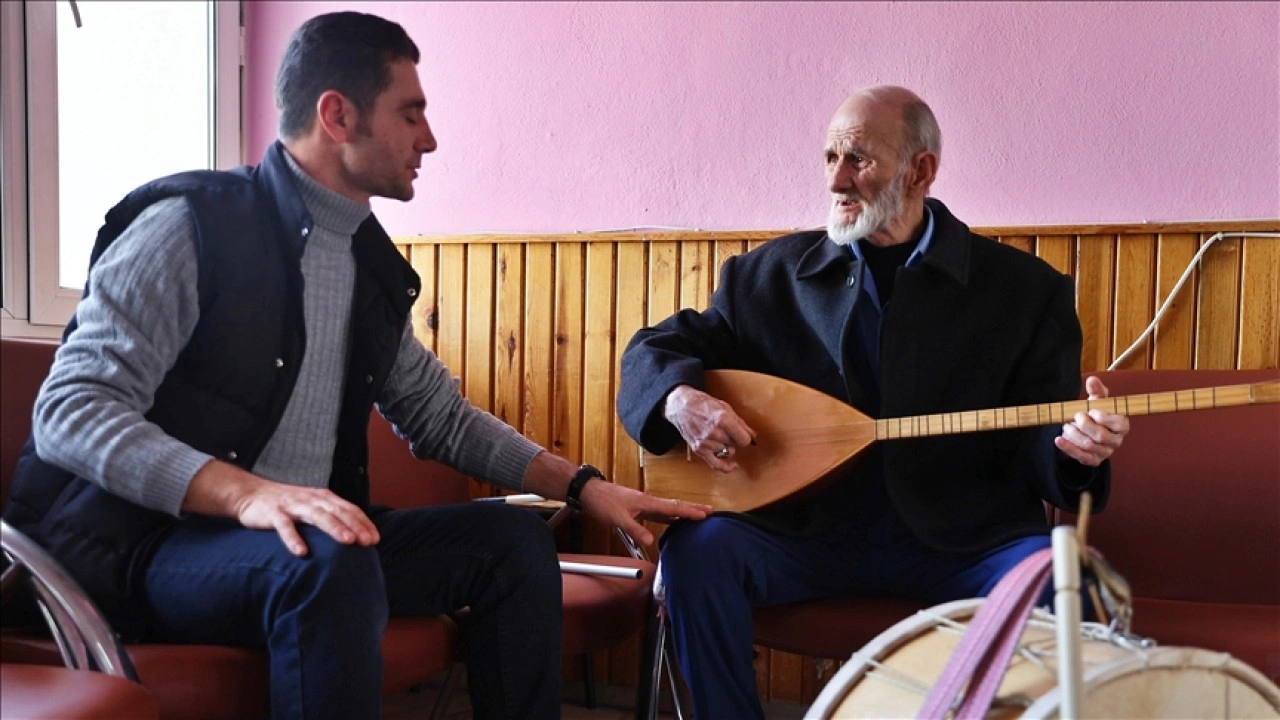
[906, 151, 939, 196]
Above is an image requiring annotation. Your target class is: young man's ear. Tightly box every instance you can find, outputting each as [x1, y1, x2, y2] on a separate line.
[315, 90, 360, 143]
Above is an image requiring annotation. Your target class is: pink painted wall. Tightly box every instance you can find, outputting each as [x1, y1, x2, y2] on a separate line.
[245, 2, 1279, 234]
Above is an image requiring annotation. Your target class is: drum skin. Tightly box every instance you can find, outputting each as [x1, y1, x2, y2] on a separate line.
[806, 599, 1280, 719]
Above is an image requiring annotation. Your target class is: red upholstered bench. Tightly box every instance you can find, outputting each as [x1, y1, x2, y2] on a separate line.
[0, 663, 160, 720]
[1069, 368, 1280, 682]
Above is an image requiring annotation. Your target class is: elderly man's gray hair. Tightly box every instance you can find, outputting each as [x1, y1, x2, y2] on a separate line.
[900, 99, 942, 162]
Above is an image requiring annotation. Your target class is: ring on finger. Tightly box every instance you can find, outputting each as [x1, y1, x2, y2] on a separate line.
[714, 446, 731, 459]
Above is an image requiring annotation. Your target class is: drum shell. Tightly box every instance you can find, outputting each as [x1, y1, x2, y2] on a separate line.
[807, 599, 1280, 719]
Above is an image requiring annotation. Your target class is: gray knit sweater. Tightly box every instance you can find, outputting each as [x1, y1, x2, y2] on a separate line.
[33, 152, 541, 516]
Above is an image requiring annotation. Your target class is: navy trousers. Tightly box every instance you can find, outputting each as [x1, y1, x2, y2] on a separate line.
[660, 513, 1053, 720]
[141, 502, 562, 720]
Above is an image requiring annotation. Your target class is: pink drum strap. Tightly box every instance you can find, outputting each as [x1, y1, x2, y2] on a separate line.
[917, 548, 1055, 718]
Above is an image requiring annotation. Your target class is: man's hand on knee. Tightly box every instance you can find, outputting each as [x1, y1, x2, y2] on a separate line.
[182, 460, 380, 556]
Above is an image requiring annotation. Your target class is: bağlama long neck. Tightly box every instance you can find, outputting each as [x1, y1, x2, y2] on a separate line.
[874, 381, 1280, 441]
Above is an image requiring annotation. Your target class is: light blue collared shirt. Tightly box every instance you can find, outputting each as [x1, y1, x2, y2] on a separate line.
[846, 203, 936, 311]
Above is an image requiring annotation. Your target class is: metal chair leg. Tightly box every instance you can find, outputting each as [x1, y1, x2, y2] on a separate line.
[427, 662, 461, 720]
[639, 612, 689, 720]
[614, 527, 650, 563]
[582, 652, 597, 708]
[661, 623, 688, 720]
[651, 614, 671, 719]
[615, 527, 691, 720]
[635, 600, 663, 720]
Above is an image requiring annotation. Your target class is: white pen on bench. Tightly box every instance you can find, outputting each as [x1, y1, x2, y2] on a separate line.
[474, 493, 547, 504]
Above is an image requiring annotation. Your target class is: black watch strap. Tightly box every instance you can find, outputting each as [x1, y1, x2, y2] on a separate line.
[565, 464, 605, 510]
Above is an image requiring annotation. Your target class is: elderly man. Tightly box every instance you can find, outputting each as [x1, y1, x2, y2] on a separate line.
[616, 86, 1129, 718]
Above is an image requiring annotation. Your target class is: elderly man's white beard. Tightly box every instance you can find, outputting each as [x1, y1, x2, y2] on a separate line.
[827, 170, 906, 246]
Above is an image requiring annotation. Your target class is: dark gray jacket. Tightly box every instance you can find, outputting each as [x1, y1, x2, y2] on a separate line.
[618, 198, 1108, 552]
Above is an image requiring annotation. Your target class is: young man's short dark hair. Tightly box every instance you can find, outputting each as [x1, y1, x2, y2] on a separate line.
[275, 12, 420, 139]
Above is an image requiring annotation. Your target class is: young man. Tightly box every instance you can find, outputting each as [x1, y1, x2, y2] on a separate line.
[5, 12, 707, 720]
[616, 86, 1129, 719]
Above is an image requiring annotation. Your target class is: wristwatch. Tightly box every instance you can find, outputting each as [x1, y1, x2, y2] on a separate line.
[565, 464, 605, 511]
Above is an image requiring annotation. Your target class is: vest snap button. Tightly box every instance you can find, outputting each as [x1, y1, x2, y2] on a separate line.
[407, 288, 417, 297]
[275, 358, 284, 368]
[300, 227, 310, 238]
[365, 374, 373, 384]
[227, 450, 238, 460]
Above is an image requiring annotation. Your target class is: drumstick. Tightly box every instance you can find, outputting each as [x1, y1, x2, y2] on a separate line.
[1075, 492, 1093, 550]
[1072, 493, 1111, 623]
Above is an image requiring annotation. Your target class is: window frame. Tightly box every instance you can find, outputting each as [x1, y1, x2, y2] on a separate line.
[1, 0, 243, 338]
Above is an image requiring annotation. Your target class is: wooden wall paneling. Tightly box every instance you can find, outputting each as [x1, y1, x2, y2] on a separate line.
[680, 240, 713, 312]
[611, 243, 648, 528]
[433, 244, 475, 494]
[493, 243, 525, 436]
[767, 648, 804, 703]
[647, 241, 680, 325]
[609, 241, 648, 689]
[436, 245, 468, 389]
[552, 242, 585, 463]
[712, 240, 748, 292]
[611, 239, 650, 499]
[1035, 234, 1075, 281]
[554, 242, 586, 686]
[1109, 234, 1157, 371]
[1193, 234, 1242, 369]
[753, 644, 772, 706]
[643, 240, 680, 542]
[582, 242, 617, 552]
[1075, 235, 1116, 373]
[1151, 233, 1198, 369]
[407, 244, 439, 355]
[800, 656, 827, 706]
[1238, 235, 1280, 368]
[464, 244, 496, 409]
[997, 234, 1035, 255]
[463, 245, 496, 498]
[522, 244, 556, 451]
[582, 241, 617, 685]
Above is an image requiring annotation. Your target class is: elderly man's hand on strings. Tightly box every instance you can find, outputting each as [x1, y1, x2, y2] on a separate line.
[1054, 376, 1130, 467]
[663, 384, 758, 472]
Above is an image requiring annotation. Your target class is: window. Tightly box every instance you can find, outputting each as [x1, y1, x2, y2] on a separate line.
[1, 0, 242, 337]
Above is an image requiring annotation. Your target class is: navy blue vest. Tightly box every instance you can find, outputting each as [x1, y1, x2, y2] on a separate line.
[3, 143, 419, 639]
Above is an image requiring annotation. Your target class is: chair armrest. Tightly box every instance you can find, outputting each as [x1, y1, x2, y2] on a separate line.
[1, 520, 138, 680]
